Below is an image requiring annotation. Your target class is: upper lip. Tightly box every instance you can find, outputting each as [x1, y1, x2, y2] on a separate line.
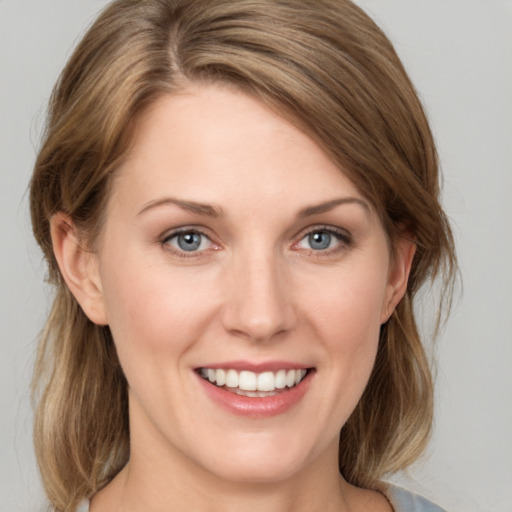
[195, 360, 313, 372]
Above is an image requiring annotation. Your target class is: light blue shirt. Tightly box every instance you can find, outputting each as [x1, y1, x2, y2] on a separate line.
[75, 484, 446, 511]
[386, 484, 447, 511]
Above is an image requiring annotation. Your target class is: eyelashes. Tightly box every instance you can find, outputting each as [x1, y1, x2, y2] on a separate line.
[160, 225, 352, 259]
[164, 229, 214, 253]
[161, 228, 218, 258]
[293, 226, 352, 255]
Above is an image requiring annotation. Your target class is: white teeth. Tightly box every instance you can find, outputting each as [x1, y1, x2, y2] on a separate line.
[199, 367, 309, 392]
[296, 369, 307, 385]
[275, 369, 286, 389]
[225, 369, 238, 388]
[257, 371, 275, 392]
[239, 371, 257, 391]
[286, 369, 296, 388]
[216, 368, 226, 386]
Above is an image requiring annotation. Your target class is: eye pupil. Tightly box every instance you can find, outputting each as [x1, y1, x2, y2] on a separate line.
[309, 231, 331, 250]
[177, 232, 202, 251]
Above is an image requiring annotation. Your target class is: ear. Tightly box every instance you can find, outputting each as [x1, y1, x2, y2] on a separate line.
[381, 236, 416, 324]
[50, 213, 108, 325]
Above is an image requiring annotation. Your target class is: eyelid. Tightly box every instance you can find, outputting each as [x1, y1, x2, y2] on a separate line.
[161, 226, 209, 243]
[292, 224, 352, 254]
[296, 224, 352, 241]
[160, 226, 220, 257]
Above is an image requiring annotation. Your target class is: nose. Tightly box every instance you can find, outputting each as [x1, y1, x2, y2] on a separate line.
[221, 249, 298, 343]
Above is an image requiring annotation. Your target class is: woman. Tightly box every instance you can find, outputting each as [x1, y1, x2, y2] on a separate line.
[29, 0, 457, 511]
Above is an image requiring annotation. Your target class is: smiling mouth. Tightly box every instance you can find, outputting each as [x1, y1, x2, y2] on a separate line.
[197, 368, 312, 397]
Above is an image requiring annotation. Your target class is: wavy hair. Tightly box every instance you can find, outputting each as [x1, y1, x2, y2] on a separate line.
[30, 1, 457, 510]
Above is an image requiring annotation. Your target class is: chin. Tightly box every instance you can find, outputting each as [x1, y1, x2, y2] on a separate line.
[207, 457, 305, 485]
[191, 432, 320, 485]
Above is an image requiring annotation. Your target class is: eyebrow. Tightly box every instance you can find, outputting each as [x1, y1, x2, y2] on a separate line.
[297, 197, 370, 218]
[137, 196, 369, 219]
[137, 197, 222, 218]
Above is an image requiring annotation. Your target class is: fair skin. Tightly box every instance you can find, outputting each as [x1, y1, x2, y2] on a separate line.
[52, 84, 414, 512]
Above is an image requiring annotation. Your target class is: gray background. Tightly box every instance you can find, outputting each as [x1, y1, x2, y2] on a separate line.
[1, 1, 511, 511]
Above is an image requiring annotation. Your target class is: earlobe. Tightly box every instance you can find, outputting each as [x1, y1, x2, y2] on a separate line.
[381, 237, 416, 324]
[50, 213, 108, 325]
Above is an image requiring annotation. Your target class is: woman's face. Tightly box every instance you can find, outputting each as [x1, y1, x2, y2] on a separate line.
[88, 84, 412, 483]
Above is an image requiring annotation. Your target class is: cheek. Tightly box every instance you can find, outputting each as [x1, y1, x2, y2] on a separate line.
[306, 265, 387, 346]
[99, 252, 220, 364]
[300, 260, 388, 404]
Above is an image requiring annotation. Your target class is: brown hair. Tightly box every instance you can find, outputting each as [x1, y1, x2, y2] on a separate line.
[30, 1, 457, 510]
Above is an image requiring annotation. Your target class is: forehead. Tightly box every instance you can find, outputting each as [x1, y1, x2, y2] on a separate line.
[111, 84, 368, 217]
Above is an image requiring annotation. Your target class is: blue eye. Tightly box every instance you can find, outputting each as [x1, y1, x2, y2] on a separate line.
[297, 228, 349, 252]
[164, 230, 211, 252]
[308, 231, 333, 250]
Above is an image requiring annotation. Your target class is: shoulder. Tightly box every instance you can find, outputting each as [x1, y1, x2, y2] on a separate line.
[385, 484, 447, 512]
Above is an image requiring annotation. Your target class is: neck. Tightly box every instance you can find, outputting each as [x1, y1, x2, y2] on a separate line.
[90, 401, 391, 512]
[92, 440, 356, 512]
[125, 464, 348, 512]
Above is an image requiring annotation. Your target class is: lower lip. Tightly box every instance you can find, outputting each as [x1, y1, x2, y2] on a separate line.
[197, 371, 314, 418]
